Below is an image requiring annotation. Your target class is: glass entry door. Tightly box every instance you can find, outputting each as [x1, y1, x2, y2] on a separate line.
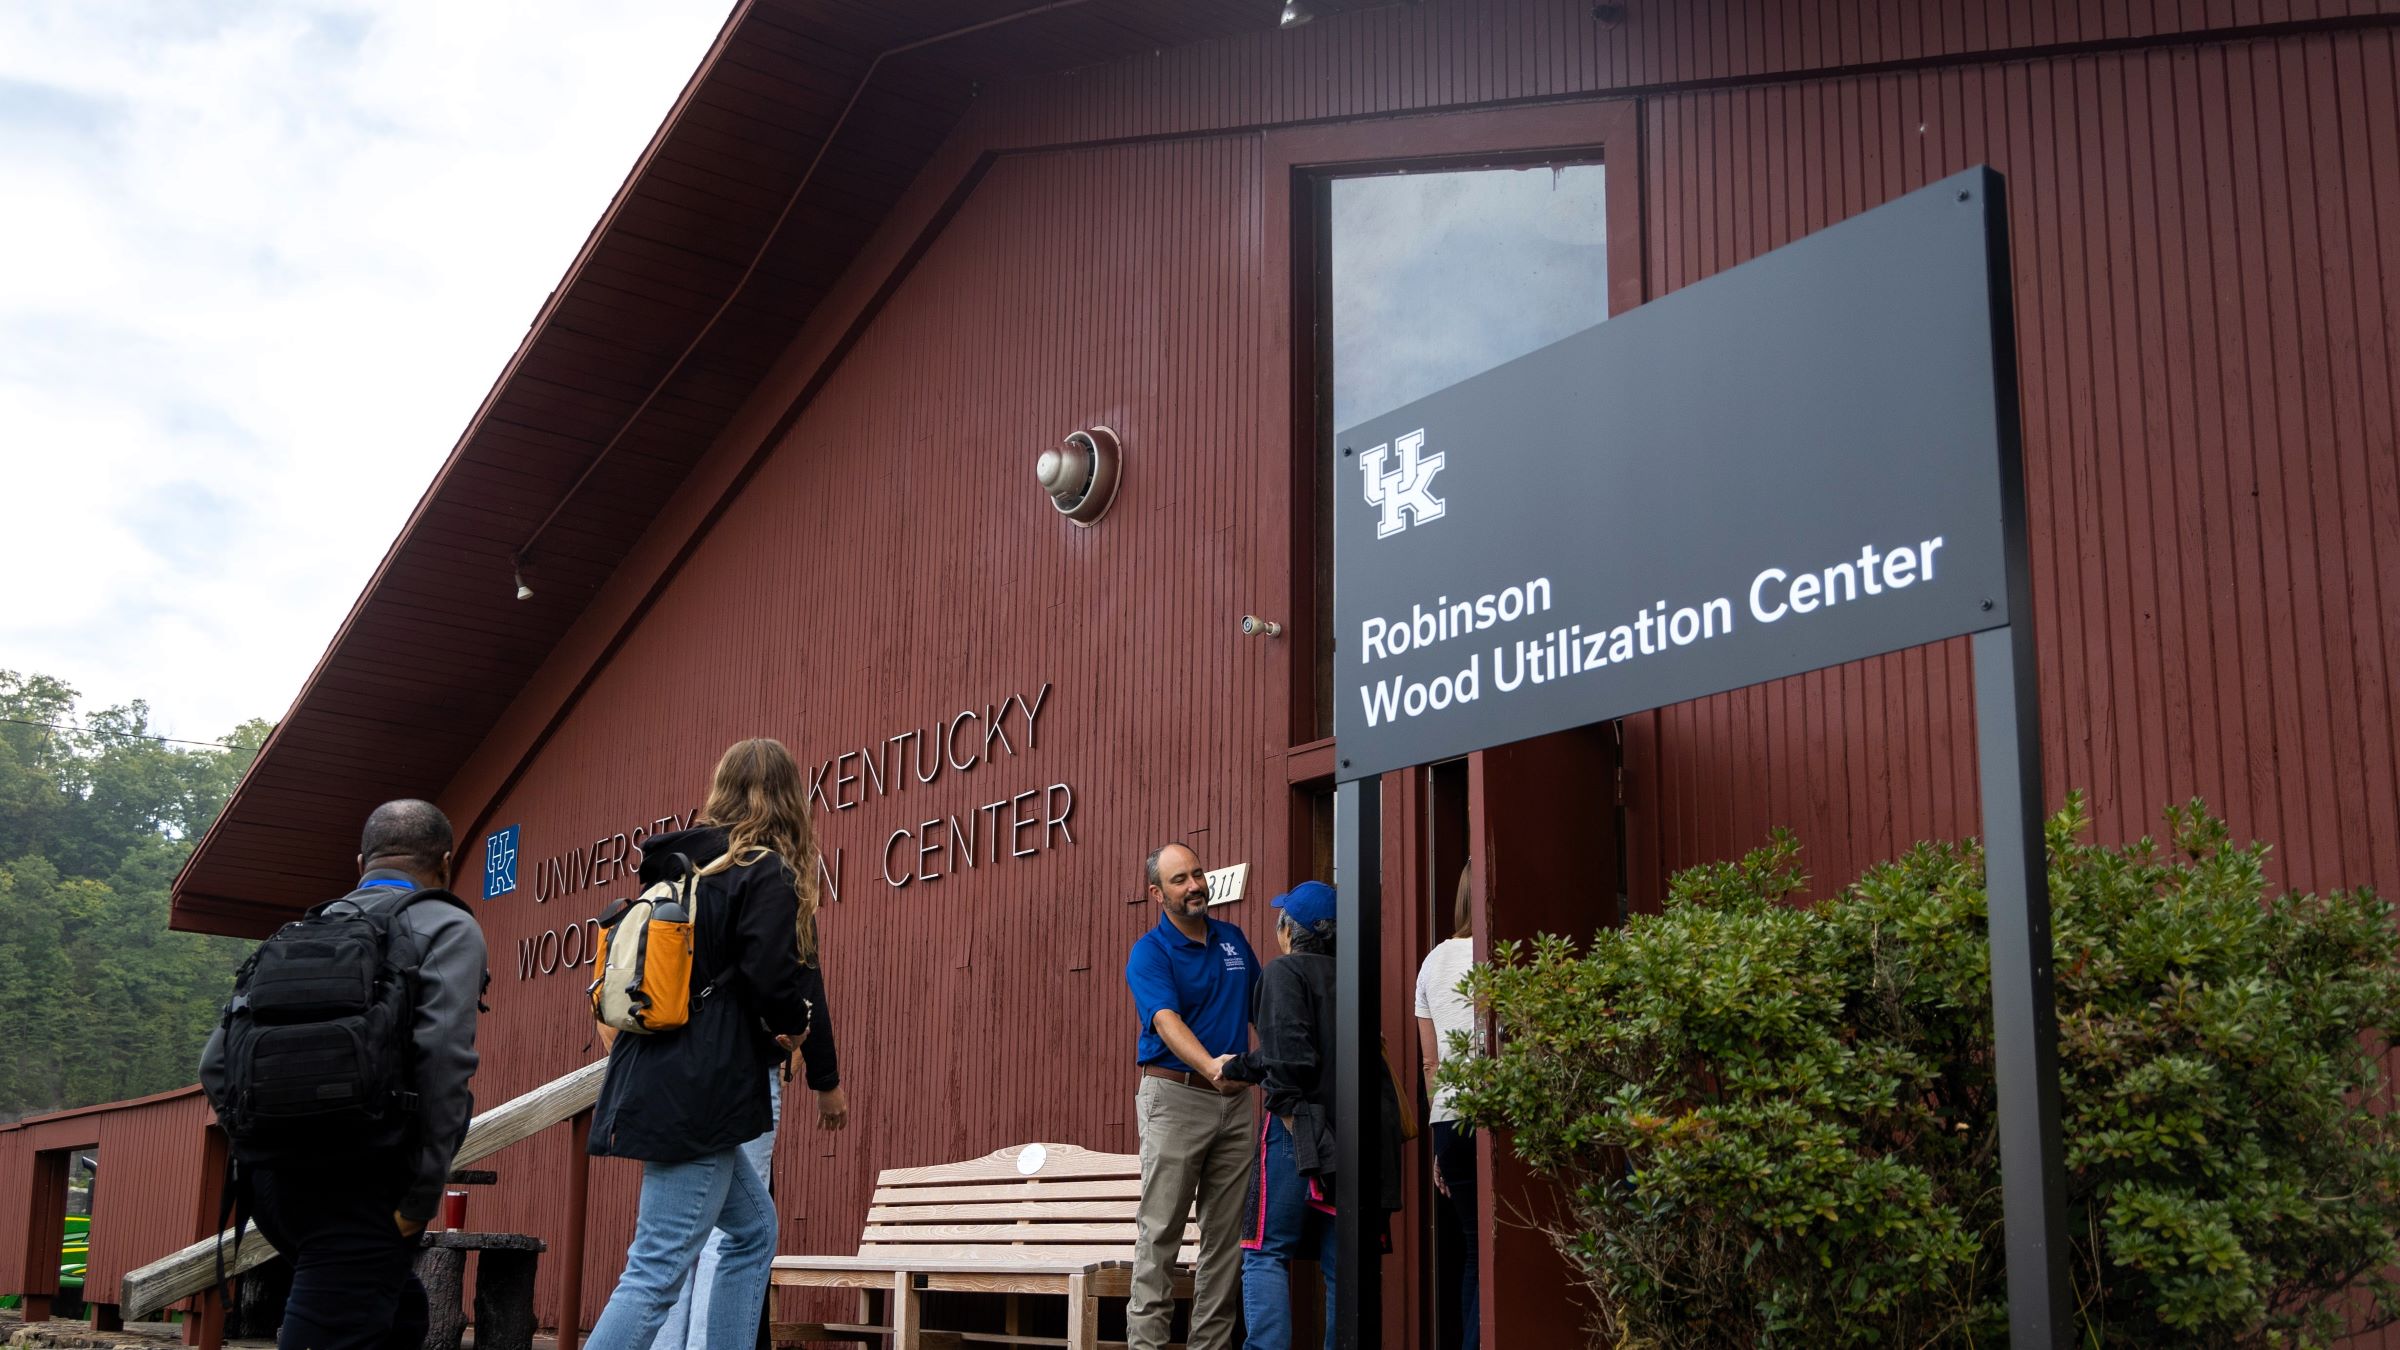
[1329, 162, 1611, 430]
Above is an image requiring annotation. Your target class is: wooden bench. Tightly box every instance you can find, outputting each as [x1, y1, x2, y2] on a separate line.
[771, 1143, 1199, 1350]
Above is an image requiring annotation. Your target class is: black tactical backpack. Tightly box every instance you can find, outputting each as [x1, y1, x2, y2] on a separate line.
[209, 886, 469, 1161]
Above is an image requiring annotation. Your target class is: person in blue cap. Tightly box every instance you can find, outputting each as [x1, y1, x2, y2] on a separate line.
[1218, 880, 1404, 1350]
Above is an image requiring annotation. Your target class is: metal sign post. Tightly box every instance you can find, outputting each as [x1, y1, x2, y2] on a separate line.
[1976, 623, 2073, 1340]
[1329, 167, 2068, 1348]
[1331, 777, 1382, 1349]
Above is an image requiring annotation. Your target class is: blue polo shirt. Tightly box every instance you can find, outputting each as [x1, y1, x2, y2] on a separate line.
[1125, 913, 1258, 1073]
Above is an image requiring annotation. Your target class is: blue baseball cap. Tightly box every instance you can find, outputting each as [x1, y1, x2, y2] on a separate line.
[1272, 880, 1337, 930]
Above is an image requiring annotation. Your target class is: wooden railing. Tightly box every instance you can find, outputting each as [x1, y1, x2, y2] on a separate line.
[120, 1059, 608, 1347]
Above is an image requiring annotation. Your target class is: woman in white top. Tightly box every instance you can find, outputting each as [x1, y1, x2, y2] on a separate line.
[1414, 863, 1480, 1350]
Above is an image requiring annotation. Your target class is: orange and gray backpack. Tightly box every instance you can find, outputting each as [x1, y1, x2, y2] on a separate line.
[589, 851, 728, 1034]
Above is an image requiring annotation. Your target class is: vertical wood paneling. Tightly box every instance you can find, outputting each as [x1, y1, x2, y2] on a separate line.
[0, 1089, 213, 1311]
[1636, 32, 2400, 907]
[976, 0, 2400, 151]
[37, 3, 2372, 1339]
[460, 134, 1280, 1329]
[83, 1093, 216, 1306]
[0, 1132, 28, 1301]
[457, 14, 2396, 1336]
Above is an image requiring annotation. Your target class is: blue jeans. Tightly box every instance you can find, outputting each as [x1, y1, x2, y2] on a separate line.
[657, 1074, 781, 1350]
[1241, 1116, 1337, 1350]
[586, 1129, 777, 1350]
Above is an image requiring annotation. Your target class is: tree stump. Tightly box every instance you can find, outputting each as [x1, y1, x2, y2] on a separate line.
[413, 1245, 468, 1350]
[471, 1245, 540, 1350]
[415, 1231, 545, 1350]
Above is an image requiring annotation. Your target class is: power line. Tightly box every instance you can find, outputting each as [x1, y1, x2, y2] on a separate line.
[0, 716, 242, 751]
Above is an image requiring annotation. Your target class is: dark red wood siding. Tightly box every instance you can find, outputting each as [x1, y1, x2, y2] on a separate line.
[458, 132, 1291, 1329]
[0, 1130, 32, 1303]
[438, 7, 2400, 1338]
[109, 2, 2400, 1344]
[1635, 30, 2400, 904]
[79, 1093, 219, 1309]
[970, 0, 2400, 146]
[1, 1088, 215, 1316]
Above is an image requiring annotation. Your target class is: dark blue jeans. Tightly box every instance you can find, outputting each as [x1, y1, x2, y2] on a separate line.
[242, 1154, 428, 1350]
[1434, 1120, 1481, 1350]
[1241, 1115, 1337, 1350]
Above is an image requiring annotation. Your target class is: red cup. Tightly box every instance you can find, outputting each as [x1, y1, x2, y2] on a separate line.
[440, 1190, 468, 1231]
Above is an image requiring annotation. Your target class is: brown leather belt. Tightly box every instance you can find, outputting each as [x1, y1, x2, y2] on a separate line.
[1139, 1064, 1214, 1090]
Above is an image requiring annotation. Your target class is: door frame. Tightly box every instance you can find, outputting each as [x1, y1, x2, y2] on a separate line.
[1261, 96, 1647, 1350]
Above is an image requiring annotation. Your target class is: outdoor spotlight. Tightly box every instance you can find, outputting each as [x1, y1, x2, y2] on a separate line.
[513, 567, 534, 602]
[1279, 0, 1315, 27]
[1240, 615, 1284, 638]
[1036, 426, 1123, 526]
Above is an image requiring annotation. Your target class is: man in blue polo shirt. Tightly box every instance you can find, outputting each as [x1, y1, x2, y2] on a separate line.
[1123, 841, 1258, 1350]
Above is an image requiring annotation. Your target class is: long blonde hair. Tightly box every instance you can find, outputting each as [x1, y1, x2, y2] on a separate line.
[700, 737, 821, 963]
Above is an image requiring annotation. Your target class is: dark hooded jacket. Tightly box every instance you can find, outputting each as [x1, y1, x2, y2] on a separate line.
[1220, 947, 1405, 1232]
[588, 825, 838, 1162]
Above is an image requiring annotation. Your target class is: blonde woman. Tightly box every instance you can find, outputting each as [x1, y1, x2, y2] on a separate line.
[586, 738, 847, 1350]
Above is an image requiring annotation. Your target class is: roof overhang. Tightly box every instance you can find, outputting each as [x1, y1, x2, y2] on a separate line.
[171, 0, 1278, 936]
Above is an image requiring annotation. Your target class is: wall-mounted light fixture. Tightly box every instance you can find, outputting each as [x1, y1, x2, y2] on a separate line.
[513, 565, 535, 602]
[1036, 426, 1124, 526]
[1279, 0, 1316, 25]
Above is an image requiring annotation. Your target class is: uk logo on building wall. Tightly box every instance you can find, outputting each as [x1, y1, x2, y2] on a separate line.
[484, 825, 520, 901]
[1360, 427, 1446, 539]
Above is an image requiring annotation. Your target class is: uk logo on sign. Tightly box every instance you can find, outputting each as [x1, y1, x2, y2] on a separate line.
[484, 825, 519, 901]
[1360, 427, 1446, 539]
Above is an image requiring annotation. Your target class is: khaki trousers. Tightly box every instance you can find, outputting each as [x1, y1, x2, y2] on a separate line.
[1129, 1074, 1256, 1350]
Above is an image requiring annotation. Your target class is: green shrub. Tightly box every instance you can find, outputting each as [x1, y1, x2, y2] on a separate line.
[1444, 795, 2400, 1348]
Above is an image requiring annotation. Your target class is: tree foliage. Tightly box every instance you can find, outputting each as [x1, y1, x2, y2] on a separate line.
[0, 670, 268, 1121]
[1446, 794, 2400, 1348]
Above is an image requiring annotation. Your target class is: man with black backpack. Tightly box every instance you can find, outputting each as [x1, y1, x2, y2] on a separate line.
[200, 799, 489, 1350]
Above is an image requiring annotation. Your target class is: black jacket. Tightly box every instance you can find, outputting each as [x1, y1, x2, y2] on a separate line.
[589, 826, 838, 1162]
[1221, 950, 1404, 1216]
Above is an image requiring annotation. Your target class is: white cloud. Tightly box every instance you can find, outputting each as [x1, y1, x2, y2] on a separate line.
[0, 0, 731, 741]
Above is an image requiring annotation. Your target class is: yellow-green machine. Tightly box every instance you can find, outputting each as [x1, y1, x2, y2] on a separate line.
[0, 1215, 87, 1315]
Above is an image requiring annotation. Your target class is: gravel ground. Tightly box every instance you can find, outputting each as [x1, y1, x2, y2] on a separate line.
[0, 1308, 552, 1350]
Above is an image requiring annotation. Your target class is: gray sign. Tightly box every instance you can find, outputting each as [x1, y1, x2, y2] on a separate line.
[1334, 167, 2017, 781]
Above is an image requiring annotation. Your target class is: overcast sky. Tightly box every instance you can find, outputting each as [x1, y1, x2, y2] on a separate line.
[0, 1, 730, 742]
[1331, 163, 1611, 433]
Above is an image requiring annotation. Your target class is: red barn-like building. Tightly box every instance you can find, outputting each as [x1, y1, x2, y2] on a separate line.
[126, 1, 2400, 1345]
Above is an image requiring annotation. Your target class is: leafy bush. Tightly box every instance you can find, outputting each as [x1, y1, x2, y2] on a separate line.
[1444, 795, 2400, 1348]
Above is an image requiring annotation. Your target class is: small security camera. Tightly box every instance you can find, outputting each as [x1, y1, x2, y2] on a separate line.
[1240, 615, 1283, 638]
